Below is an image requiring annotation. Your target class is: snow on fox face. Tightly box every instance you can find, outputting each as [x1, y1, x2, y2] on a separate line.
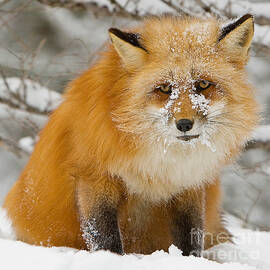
[110, 15, 258, 155]
[117, 66, 229, 154]
[144, 71, 222, 152]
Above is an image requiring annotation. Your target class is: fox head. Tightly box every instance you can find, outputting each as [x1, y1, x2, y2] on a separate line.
[108, 15, 258, 155]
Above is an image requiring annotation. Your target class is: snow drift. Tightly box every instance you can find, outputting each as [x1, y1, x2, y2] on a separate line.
[0, 208, 269, 270]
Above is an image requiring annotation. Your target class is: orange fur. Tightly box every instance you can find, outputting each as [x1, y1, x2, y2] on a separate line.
[4, 15, 259, 254]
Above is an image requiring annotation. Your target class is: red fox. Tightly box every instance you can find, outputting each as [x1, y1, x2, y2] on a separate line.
[4, 14, 258, 256]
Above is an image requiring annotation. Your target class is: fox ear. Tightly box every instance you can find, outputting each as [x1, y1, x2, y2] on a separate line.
[218, 14, 254, 64]
[109, 28, 147, 71]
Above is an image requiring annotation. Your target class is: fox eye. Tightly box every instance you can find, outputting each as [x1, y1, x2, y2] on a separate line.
[195, 80, 212, 92]
[155, 83, 172, 94]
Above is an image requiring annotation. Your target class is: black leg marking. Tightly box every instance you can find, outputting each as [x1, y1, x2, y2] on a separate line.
[82, 206, 123, 254]
[171, 210, 203, 256]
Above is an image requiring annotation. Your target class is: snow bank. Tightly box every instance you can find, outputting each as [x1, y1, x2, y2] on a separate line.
[0, 208, 269, 270]
[0, 240, 260, 270]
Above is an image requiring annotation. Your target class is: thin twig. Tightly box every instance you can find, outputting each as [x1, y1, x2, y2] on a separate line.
[0, 135, 29, 158]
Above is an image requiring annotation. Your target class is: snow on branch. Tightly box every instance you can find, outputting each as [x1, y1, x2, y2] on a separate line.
[0, 77, 61, 116]
[35, 0, 270, 23]
[205, 0, 270, 25]
[37, 0, 270, 24]
[0, 76, 62, 157]
[0, 135, 29, 158]
[246, 125, 270, 151]
[36, 0, 270, 55]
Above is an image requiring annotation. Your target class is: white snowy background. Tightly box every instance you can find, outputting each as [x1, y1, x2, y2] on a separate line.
[1, 0, 270, 269]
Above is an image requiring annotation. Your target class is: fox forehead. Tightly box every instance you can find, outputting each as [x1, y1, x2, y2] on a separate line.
[127, 19, 231, 86]
[138, 16, 220, 58]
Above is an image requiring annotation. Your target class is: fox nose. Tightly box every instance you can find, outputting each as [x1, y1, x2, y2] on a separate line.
[176, 119, 193, 132]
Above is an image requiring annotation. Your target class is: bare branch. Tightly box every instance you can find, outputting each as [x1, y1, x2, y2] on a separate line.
[245, 140, 270, 151]
[34, 0, 270, 57]
[35, 0, 270, 25]
[0, 94, 52, 115]
[0, 135, 29, 158]
[244, 189, 263, 225]
[37, 0, 139, 18]
[159, 0, 197, 17]
[226, 210, 270, 231]
[0, 72, 53, 116]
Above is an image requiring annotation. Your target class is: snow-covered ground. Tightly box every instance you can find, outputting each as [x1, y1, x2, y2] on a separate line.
[0, 208, 269, 270]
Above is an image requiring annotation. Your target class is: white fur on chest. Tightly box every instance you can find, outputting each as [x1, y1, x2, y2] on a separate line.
[116, 138, 228, 203]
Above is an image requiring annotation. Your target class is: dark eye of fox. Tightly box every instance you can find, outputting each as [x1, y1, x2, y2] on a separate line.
[195, 80, 212, 92]
[155, 84, 172, 94]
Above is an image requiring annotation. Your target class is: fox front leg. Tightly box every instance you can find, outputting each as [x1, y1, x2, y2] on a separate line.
[76, 176, 123, 254]
[170, 189, 204, 256]
[81, 205, 122, 254]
